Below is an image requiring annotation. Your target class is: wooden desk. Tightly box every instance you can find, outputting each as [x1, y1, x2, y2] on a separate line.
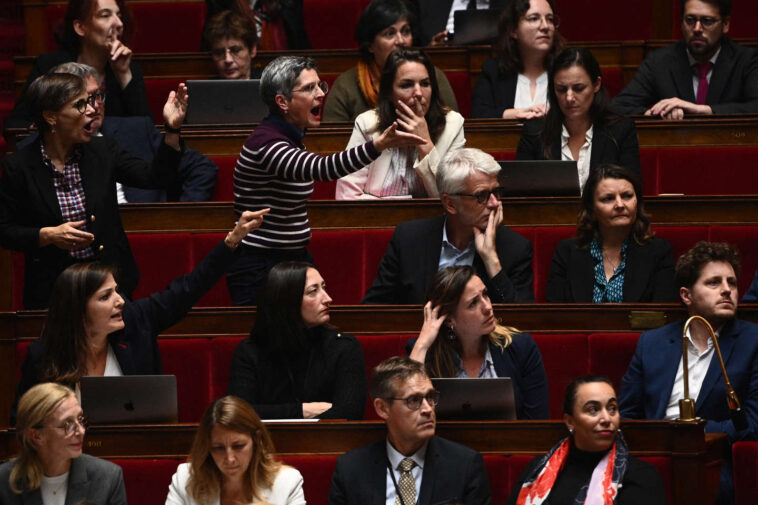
[0, 420, 725, 505]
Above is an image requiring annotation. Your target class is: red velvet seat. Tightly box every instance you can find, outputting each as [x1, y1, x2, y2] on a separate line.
[653, 226, 709, 266]
[587, 333, 640, 391]
[532, 226, 575, 303]
[601, 67, 624, 98]
[128, 233, 193, 300]
[158, 339, 211, 422]
[362, 228, 395, 297]
[655, 147, 758, 195]
[190, 233, 232, 307]
[15, 341, 30, 383]
[281, 455, 339, 505]
[708, 226, 758, 296]
[640, 456, 674, 505]
[443, 71, 471, 118]
[145, 78, 183, 124]
[210, 336, 245, 400]
[733, 441, 758, 505]
[554, 0, 651, 40]
[303, 0, 371, 49]
[209, 156, 237, 201]
[310, 230, 366, 304]
[532, 333, 589, 419]
[114, 458, 181, 505]
[356, 333, 411, 419]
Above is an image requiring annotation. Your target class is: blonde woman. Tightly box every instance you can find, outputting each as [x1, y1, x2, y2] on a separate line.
[408, 266, 550, 419]
[165, 396, 305, 505]
[0, 382, 126, 505]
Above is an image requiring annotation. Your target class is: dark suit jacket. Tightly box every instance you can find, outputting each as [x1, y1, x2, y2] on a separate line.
[405, 335, 550, 419]
[100, 116, 218, 202]
[545, 236, 677, 303]
[5, 49, 152, 130]
[470, 58, 518, 118]
[743, 270, 758, 302]
[610, 36, 758, 115]
[619, 318, 758, 442]
[0, 454, 127, 505]
[361, 215, 534, 304]
[0, 136, 182, 308]
[328, 436, 491, 505]
[14, 240, 237, 417]
[408, 0, 509, 46]
[515, 116, 642, 178]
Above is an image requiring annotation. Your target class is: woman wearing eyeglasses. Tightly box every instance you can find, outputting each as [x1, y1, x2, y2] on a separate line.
[322, 0, 458, 123]
[7, 0, 151, 129]
[336, 48, 465, 200]
[407, 265, 550, 419]
[0, 71, 187, 309]
[203, 10, 260, 80]
[0, 382, 127, 505]
[228, 55, 426, 305]
[471, 0, 564, 119]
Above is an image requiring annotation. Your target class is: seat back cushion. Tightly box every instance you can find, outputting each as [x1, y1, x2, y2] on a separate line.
[280, 455, 338, 505]
[532, 227, 575, 302]
[210, 336, 245, 400]
[733, 441, 758, 505]
[357, 334, 411, 419]
[708, 226, 758, 296]
[533, 333, 589, 419]
[310, 230, 365, 304]
[128, 233, 193, 300]
[114, 458, 182, 505]
[587, 333, 640, 391]
[190, 233, 232, 307]
[159, 339, 211, 422]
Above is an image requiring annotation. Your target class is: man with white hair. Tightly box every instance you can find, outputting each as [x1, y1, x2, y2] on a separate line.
[362, 148, 534, 304]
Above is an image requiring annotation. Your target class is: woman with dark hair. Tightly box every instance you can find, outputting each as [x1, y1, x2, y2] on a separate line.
[407, 266, 549, 419]
[203, 9, 260, 80]
[228, 262, 367, 420]
[506, 375, 665, 505]
[470, 0, 564, 119]
[516, 47, 640, 192]
[165, 396, 305, 505]
[322, 0, 458, 122]
[6, 0, 151, 129]
[14, 210, 268, 408]
[546, 165, 676, 303]
[0, 383, 127, 505]
[336, 48, 465, 199]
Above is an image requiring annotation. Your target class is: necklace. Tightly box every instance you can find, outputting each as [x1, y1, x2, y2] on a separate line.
[603, 251, 620, 272]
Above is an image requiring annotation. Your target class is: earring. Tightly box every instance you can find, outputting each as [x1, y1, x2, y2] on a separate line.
[446, 325, 456, 340]
[568, 427, 574, 435]
[51, 125, 56, 134]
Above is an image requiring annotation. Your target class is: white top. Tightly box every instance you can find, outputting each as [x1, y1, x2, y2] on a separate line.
[665, 327, 716, 420]
[385, 440, 428, 505]
[514, 72, 548, 109]
[560, 124, 594, 192]
[687, 48, 720, 99]
[446, 0, 490, 33]
[165, 462, 305, 505]
[104, 344, 124, 376]
[41, 472, 69, 505]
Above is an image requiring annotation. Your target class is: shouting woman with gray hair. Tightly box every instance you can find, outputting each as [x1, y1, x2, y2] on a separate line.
[228, 55, 427, 305]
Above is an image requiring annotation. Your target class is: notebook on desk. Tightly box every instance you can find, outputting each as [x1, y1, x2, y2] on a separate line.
[452, 9, 501, 45]
[185, 79, 267, 124]
[80, 375, 178, 424]
[498, 160, 581, 197]
[432, 377, 516, 420]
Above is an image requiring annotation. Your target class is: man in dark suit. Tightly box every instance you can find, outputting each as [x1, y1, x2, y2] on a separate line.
[620, 241, 758, 504]
[408, 0, 509, 46]
[611, 0, 758, 119]
[328, 356, 491, 505]
[362, 148, 534, 304]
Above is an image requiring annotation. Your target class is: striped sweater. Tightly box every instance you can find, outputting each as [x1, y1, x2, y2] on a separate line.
[234, 116, 380, 249]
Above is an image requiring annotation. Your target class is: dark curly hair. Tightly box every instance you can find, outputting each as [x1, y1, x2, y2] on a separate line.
[675, 241, 741, 290]
[354, 0, 415, 64]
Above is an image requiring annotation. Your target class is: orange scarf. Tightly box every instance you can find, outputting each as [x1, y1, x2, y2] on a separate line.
[357, 60, 380, 108]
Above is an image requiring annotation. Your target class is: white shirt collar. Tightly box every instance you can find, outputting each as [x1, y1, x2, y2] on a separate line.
[386, 438, 428, 471]
[687, 46, 721, 67]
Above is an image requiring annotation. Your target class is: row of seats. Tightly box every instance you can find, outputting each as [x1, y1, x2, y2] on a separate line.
[206, 145, 758, 200]
[111, 452, 675, 505]
[12, 224, 756, 310]
[15, 331, 642, 422]
[26, 0, 758, 55]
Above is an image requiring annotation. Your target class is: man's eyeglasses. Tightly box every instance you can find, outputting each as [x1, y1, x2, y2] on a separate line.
[523, 14, 559, 28]
[292, 81, 329, 96]
[683, 15, 721, 29]
[50, 414, 89, 437]
[210, 45, 247, 60]
[72, 91, 106, 114]
[386, 391, 441, 411]
[452, 187, 506, 205]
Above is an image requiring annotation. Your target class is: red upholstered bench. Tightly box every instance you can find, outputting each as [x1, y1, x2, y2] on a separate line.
[145, 78, 183, 124]
[128, 233, 193, 300]
[600, 67, 624, 98]
[733, 441, 758, 505]
[532, 226, 574, 303]
[158, 339, 211, 422]
[210, 336, 245, 399]
[709, 226, 758, 296]
[532, 333, 589, 419]
[191, 233, 233, 307]
[356, 333, 412, 419]
[654, 147, 758, 196]
[587, 333, 640, 391]
[444, 71, 471, 118]
[303, 0, 371, 49]
[114, 458, 181, 505]
[555, 0, 651, 40]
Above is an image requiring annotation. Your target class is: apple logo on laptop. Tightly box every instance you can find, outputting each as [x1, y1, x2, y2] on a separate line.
[124, 400, 135, 412]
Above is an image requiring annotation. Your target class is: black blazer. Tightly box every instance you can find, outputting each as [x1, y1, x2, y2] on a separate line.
[408, 0, 510, 46]
[0, 136, 181, 308]
[515, 116, 641, 178]
[328, 436, 491, 505]
[361, 215, 534, 304]
[545, 236, 677, 303]
[15, 240, 237, 413]
[5, 49, 152, 130]
[610, 36, 758, 115]
[470, 58, 519, 118]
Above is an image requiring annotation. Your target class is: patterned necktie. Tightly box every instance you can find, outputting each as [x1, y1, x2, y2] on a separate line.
[395, 458, 417, 505]
[695, 62, 713, 105]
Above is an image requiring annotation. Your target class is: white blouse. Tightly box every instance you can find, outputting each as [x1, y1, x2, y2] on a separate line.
[514, 72, 548, 110]
[560, 124, 594, 192]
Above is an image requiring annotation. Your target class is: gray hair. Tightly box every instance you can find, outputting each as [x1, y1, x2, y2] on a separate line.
[50, 62, 97, 80]
[260, 56, 318, 115]
[26, 73, 86, 134]
[435, 148, 501, 195]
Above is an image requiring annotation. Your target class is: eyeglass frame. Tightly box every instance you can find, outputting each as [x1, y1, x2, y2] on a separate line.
[522, 13, 560, 28]
[682, 14, 722, 29]
[385, 391, 441, 411]
[291, 80, 329, 96]
[450, 187, 507, 205]
[72, 91, 106, 115]
[39, 414, 89, 437]
[210, 45, 248, 61]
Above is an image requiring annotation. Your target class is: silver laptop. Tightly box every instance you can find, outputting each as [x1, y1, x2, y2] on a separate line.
[453, 9, 500, 45]
[185, 79, 268, 124]
[498, 160, 581, 197]
[432, 377, 516, 420]
[80, 375, 178, 424]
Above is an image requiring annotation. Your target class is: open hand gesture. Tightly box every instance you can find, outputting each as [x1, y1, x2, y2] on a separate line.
[374, 122, 428, 151]
[163, 83, 188, 130]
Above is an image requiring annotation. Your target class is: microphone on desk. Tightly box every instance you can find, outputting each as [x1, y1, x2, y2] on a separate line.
[678, 315, 748, 431]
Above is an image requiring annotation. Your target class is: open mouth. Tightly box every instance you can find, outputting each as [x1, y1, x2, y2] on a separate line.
[83, 120, 95, 134]
[310, 105, 322, 119]
[111, 312, 123, 321]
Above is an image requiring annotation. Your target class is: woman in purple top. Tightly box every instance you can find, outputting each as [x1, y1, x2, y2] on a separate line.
[228, 55, 425, 305]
